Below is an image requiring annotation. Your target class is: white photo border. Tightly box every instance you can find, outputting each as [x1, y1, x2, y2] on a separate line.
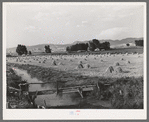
[3, 2, 147, 120]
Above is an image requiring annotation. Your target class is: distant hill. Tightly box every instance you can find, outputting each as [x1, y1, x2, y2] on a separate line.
[6, 44, 71, 54]
[6, 37, 143, 54]
[72, 37, 143, 46]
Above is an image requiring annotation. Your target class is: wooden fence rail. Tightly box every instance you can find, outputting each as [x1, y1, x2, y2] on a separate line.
[7, 81, 112, 108]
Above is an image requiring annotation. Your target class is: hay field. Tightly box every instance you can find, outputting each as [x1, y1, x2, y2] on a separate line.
[6, 52, 144, 109]
[7, 53, 143, 79]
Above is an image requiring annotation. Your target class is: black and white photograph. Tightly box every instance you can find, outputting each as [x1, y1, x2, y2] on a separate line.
[3, 2, 147, 120]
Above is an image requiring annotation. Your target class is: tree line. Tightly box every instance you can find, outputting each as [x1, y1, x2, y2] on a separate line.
[16, 44, 52, 55]
[66, 39, 110, 52]
[15, 39, 143, 55]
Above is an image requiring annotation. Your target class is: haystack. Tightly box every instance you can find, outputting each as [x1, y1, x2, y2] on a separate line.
[115, 67, 123, 73]
[105, 66, 114, 73]
[84, 64, 91, 69]
[115, 62, 120, 66]
[76, 64, 84, 69]
[121, 58, 124, 61]
[69, 59, 73, 62]
[52, 60, 57, 65]
[127, 61, 130, 64]
[58, 62, 63, 65]
[78, 61, 83, 64]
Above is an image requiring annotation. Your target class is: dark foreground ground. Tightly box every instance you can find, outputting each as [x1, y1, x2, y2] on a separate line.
[6, 62, 143, 109]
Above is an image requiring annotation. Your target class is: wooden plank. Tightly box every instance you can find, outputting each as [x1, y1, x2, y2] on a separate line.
[104, 84, 111, 86]
[28, 86, 95, 96]
[82, 87, 94, 91]
[7, 86, 21, 91]
[29, 90, 56, 95]
[62, 91, 78, 94]
[27, 82, 56, 84]
[61, 89, 78, 92]
[59, 85, 96, 90]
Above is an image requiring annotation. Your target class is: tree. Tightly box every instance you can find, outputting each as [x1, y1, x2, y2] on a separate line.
[135, 40, 143, 46]
[101, 42, 110, 50]
[28, 51, 32, 55]
[66, 46, 70, 52]
[16, 44, 28, 55]
[92, 39, 100, 48]
[66, 43, 88, 52]
[126, 43, 130, 46]
[45, 45, 51, 53]
[88, 41, 96, 51]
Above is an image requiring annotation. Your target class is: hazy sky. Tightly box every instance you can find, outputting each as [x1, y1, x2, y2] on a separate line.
[4, 3, 145, 48]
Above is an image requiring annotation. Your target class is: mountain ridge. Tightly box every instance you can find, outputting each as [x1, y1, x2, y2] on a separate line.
[6, 37, 143, 54]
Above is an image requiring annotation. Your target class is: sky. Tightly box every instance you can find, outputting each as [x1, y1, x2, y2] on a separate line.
[4, 3, 145, 48]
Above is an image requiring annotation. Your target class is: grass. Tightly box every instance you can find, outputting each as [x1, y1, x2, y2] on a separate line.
[6, 64, 36, 109]
[109, 77, 143, 109]
[7, 62, 143, 109]
[7, 64, 23, 89]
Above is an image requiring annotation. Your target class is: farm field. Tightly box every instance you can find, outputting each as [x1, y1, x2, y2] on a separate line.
[6, 49, 144, 109]
[7, 53, 143, 79]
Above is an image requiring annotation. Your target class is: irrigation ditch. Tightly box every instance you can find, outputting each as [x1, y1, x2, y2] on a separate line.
[6, 63, 143, 109]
